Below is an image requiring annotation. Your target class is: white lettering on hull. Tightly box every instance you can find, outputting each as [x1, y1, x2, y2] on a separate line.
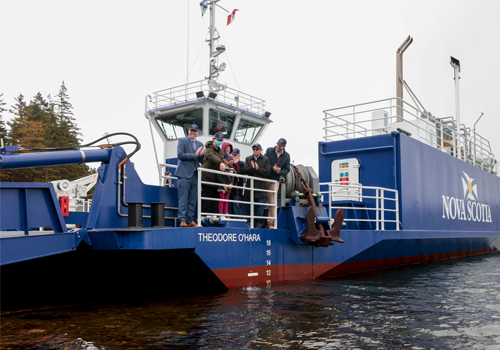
[198, 233, 262, 242]
[442, 195, 492, 223]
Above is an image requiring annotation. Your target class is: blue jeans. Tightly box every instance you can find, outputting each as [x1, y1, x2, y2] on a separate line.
[228, 194, 244, 216]
[177, 175, 198, 223]
[254, 197, 266, 228]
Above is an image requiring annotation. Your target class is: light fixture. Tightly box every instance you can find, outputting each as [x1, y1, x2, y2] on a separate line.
[450, 56, 460, 72]
[263, 111, 271, 118]
[196, 91, 205, 99]
[208, 92, 217, 100]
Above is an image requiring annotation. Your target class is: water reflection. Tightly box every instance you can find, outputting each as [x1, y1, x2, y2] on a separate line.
[1, 253, 500, 349]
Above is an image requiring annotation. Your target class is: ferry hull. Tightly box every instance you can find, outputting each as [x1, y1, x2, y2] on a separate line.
[1, 226, 499, 311]
[2, 131, 500, 310]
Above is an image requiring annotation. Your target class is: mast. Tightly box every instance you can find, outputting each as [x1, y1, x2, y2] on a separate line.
[208, 0, 216, 80]
[207, 0, 226, 89]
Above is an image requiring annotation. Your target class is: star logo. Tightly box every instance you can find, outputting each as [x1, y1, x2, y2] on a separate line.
[461, 171, 478, 201]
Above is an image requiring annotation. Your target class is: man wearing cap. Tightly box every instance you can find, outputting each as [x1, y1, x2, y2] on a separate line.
[200, 131, 226, 214]
[264, 138, 291, 228]
[243, 143, 271, 228]
[176, 124, 206, 227]
[228, 148, 245, 216]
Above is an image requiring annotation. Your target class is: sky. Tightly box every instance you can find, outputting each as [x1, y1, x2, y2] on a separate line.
[1, 0, 499, 184]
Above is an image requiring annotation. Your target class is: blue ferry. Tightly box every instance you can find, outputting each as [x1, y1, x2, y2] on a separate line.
[1, 3, 499, 308]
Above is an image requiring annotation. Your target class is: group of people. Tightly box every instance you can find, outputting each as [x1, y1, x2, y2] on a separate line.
[176, 123, 291, 228]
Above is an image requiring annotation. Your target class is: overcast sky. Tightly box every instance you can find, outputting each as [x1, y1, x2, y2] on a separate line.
[1, 0, 499, 184]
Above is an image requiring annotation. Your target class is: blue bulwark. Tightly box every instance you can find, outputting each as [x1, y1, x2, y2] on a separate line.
[0, 183, 75, 265]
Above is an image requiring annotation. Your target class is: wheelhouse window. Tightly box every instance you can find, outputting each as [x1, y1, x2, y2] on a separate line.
[208, 109, 235, 139]
[155, 108, 203, 140]
[234, 119, 263, 144]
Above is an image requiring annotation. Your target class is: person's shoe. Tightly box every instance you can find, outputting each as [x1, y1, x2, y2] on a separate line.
[264, 224, 274, 229]
[180, 221, 188, 227]
[187, 222, 198, 227]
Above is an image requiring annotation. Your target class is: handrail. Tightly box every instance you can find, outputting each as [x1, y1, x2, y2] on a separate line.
[158, 163, 178, 183]
[151, 80, 266, 116]
[320, 182, 399, 231]
[323, 97, 497, 174]
[197, 168, 278, 229]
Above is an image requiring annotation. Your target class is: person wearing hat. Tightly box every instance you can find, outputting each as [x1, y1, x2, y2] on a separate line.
[228, 148, 245, 216]
[243, 143, 271, 228]
[200, 131, 226, 214]
[176, 124, 206, 227]
[264, 138, 291, 228]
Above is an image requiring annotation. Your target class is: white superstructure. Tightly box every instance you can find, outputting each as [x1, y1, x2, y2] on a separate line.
[145, 0, 272, 185]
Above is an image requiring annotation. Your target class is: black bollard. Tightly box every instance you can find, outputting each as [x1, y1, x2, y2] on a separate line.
[128, 202, 144, 228]
[150, 202, 165, 227]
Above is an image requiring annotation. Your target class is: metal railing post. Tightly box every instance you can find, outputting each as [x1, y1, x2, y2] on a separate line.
[376, 188, 379, 231]
[352, 106, 356, 139]
[250, 178, 254, 228]
[324, 113, 328, 140]
[330, 185, 333, 222]
[274, 180, 278, 229]
[381, 189, 385, 230]
[197, 169, 202, 227]
[439, 122, 443, 151]
[395, 190, 399, 231]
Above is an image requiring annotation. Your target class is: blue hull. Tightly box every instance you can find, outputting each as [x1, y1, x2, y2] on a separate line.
[1, 132, 500, 309]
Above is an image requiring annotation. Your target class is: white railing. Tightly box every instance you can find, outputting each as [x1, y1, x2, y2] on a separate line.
[158, 163, 177, 186]
[152, 80, 266, 116]
[69, 199, 92, 212]
[197, 168, 278, 229]
[320, 182, 399, 231]
[323, 97, 497, 174]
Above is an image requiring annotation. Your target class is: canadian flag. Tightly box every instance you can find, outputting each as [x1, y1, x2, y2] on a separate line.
[227, 9, 239, 25]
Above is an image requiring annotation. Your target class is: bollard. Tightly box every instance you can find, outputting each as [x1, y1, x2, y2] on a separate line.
[128, 202, 144, 228]
[150, 202, 165, 227]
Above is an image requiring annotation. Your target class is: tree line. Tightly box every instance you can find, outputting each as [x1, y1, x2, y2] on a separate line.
[0, 82, 94, 182]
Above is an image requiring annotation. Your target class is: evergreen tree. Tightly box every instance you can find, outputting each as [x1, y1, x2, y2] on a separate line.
[54, 81, 81, 144]
[8, 94, 29, 146]
[0, 93, 12, 181]
[5, 94, 45, 182]
[1, 88, 94, 183]
[29, 93, 59, 181]
[0, 93, 9, 144]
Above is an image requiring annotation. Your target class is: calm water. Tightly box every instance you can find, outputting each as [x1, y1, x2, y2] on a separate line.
[2, 253, 500, 350]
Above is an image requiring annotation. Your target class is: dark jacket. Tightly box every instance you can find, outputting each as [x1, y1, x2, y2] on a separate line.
[243, 154, 271, 198]
[231, 160, 245, 196]
[201, 140, 224, 186]
[264, 147, 291, 182]
[217, 165, 235, 193]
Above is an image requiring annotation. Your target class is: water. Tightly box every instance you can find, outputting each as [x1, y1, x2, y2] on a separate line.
[2, 253, 500, 349]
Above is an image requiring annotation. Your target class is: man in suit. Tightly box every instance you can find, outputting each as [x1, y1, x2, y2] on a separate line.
[176, 124, 205, 227]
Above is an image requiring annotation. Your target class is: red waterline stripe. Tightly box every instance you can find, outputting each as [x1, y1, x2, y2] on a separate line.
[316, 247, 499, 278]
[211, 247, 498, 289]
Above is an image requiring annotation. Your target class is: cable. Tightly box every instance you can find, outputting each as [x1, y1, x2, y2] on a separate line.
[18, 132, 142, 160]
